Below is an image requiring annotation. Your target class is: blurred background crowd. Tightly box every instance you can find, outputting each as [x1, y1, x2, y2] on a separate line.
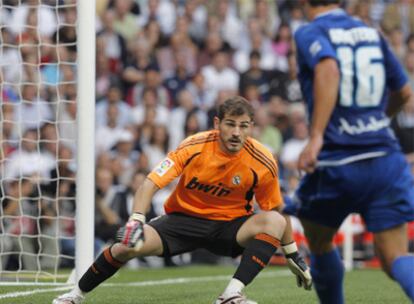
[1, 0, 413, 271]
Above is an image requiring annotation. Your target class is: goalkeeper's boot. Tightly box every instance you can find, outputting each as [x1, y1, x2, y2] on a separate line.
[214, 291, 258, 304]
[52, 292, 84, 304]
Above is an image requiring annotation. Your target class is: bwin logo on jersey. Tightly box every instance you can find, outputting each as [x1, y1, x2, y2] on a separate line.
[185, 177, 231, 197]
[232, 175, 241, 185]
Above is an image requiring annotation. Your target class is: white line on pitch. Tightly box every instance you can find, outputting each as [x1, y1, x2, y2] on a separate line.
[0, 270, 291, 300]
[0, 286, 72, 300]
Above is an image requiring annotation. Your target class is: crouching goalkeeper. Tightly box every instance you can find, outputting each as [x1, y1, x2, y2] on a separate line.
[53, 97, 311, 304]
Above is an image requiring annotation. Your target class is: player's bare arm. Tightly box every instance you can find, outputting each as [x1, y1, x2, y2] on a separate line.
[386, 83, 413, 117]
[298, 58, 340, 173]
[132, 177, 159, 215]
[117, 178, 160, 250]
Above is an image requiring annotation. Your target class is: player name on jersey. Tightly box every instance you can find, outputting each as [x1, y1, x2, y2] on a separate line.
[329, 27, 379, 45]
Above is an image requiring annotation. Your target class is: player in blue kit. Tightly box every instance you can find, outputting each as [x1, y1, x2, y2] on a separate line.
[287, 0, 414, 303]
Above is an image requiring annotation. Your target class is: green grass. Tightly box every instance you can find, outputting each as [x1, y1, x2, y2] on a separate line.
[0, 265, 410, 304]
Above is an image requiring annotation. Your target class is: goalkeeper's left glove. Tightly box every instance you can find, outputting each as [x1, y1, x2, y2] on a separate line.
[116, 212, 145, 250]
[282, 242, 312, 290]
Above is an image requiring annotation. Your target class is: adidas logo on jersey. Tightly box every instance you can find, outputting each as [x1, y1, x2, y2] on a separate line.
[185, 177, 231, 197]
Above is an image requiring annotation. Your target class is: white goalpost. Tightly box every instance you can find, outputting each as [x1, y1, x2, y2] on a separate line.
[74, 0, 95, 283]
[0, 0, 95, 285]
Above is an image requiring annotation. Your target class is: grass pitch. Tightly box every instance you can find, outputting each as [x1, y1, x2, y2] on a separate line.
[0, 265, 409, 304]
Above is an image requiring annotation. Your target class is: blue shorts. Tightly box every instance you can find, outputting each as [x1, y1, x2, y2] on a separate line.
[288, 152, 414, 233]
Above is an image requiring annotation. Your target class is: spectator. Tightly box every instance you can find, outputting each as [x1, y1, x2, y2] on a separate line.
[405, 51, 414, 90]
[0, 28, 21, 84]
[269, 51, 302, 103]
[4, 129, 55, 181]
[109, 130, 140, 186]
[163, 52, 192, 106]
[252, 0, 279, 39]
[14, 84, 53, 133]
[280, 119, 309, 172]
[95, 104, 125, 154]
[271, 23, 292, 60]
[130, 66, 169, 107]
[214, 0, 243, 49]
[392, 101, 414, 166]
[130, 87, 170, 128]
[1, 177, 39, 270]
[181, 0, 208, 44]
[142, 19, 166, 51]
[197, 31, 227, 69]
[233, 19, 277, 72]
[202, 50, 239, 107]
[287, 4, 307, 34]
[94, 168, 124, 246]
[0, 103, 18, 162]
[97, 9, 128, 73]
[156, 30, 198, 80]
[138, 0, 176, 36]
[53, 6, 77, 59]
[112, 0, 140, 42]
[9, 0, 57, 38]
[122, 38, 157, 94]
[96, 83, 131, 128]
[382, 0, 414, 39]
[252, 105, 283, 156]
[183, 109, 202, 139]
[186, 71, 211, 111]
[57, 90, 77, 153]
[142, 124, 169, 169]
[238, 50, 271, 101]
[388, 27, 407, 62]
[168, 90, 207, 150]
[96, 50, 120, 100]
[266, 95, 291, 141]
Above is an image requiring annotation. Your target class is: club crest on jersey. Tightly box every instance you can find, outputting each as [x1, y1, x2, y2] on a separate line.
[309, 40, 321, 57]
[232, 175, 241, 185]
[154, 158, 174, 176]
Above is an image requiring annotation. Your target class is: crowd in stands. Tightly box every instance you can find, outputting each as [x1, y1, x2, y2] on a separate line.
[1, 0, 413, 271]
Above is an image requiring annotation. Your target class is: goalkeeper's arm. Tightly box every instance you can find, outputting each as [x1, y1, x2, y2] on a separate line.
[275, 208, 312, 290]
[117, 178, 159, 249]
[132, 177, 159, 215]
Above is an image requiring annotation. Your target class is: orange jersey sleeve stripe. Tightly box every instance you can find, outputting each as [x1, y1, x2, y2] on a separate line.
[177, 133, 218, 150]
[245, 140, 278, 175]
[243, 143, 277, 177]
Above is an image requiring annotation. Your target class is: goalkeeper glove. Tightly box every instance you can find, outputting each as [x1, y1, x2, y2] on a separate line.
[117, 212, 145, 249]
[282, 242, 312, 290]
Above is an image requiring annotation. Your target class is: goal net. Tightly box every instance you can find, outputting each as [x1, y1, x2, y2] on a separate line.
[0, 0, 79, 284]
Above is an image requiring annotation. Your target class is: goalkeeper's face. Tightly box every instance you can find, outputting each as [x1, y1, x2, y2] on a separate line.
[215, 113, 253, 154]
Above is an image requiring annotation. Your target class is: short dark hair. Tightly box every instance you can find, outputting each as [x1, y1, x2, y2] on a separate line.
[217, 96, 254, 121]
[308, 0, 341, 6]
[249, 50, 261, 60]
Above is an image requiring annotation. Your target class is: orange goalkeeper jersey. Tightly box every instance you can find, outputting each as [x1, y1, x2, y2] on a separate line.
[148, 130, 284, 221]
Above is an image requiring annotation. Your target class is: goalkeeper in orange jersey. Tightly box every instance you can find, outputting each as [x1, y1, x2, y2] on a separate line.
[53, 96, 311, 304]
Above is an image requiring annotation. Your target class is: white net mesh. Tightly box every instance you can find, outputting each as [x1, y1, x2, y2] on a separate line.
[1, 0, 77, 283]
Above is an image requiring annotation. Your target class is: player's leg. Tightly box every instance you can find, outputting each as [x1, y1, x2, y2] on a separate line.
[361, 152, 414, 301]
[216, 211, 286, 303]
[300, 218, 344, 304]
[374, 223, 414, 300]
[52, 225, 163, 304]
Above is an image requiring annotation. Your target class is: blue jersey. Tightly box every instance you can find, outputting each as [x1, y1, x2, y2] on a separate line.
[295, 9, 408, 161]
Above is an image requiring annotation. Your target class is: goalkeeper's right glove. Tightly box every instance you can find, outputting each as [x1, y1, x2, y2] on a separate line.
[282, 242, 312, 290]
[116, 212, 145, 249]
